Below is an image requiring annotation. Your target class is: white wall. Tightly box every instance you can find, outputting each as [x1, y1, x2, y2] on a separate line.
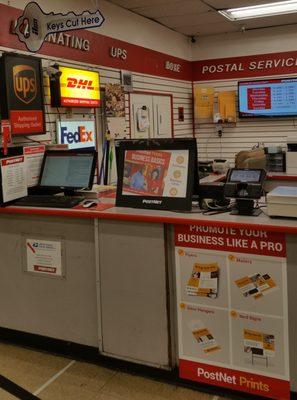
[192, 26, 297, 165]
[2, 0, 191, 60]
[0, 1, 194, 183]
[191, 25, 297, 60]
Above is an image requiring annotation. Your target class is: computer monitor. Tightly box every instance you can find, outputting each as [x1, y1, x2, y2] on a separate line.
[38, 150, 97, 195]
[115, 138, 199, 211]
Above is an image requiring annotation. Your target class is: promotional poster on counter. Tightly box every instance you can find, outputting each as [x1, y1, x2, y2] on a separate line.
[122, 149, 188, 198]
[174, 224, 290, 400]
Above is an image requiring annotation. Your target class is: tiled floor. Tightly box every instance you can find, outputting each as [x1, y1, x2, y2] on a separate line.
[0, 342, 233, 400]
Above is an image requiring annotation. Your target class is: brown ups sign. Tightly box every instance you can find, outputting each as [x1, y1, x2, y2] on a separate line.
[0, 53, 45, 135]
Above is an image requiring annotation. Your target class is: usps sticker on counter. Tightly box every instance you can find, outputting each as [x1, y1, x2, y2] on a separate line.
[24, 238, 64, 277]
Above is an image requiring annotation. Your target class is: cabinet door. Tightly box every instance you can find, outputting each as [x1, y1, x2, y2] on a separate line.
[98, 220, 172, 369]
[153, 95, 172, 138]
[130, 94, 153, 139]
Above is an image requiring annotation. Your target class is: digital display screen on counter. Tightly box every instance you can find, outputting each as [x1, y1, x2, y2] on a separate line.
[238, 78, 297, 117]
[229, 169, 262, 183]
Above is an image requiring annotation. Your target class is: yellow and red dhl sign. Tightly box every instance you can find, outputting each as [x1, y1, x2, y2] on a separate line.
[59, 66, 100, 107]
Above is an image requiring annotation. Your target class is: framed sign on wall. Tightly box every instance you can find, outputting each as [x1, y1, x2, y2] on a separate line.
[0, 53, 45, 135]
[50, 65, 101, 108]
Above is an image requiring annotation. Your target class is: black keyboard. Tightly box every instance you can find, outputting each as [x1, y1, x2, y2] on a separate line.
[13, 195, 83, 208]
[199, 171, 209, 180]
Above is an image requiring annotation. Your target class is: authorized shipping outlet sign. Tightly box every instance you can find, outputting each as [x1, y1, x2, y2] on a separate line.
[0, 53, 44, 135]
[174, 224, 290, 400]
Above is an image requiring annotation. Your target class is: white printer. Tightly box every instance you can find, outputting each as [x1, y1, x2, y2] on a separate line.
[286, 134, 297, 174]
[267, 186, 297, 218]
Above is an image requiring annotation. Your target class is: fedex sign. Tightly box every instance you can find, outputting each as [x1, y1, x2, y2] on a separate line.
[56, 120, 96, 149]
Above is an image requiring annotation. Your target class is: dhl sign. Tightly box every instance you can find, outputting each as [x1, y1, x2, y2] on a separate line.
[58, 66, 100, 107]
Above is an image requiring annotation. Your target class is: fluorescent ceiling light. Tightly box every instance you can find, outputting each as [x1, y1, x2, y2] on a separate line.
[219, 0, 297, 21]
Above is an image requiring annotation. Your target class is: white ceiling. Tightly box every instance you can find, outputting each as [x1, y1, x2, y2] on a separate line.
[106, 0, 297, 37]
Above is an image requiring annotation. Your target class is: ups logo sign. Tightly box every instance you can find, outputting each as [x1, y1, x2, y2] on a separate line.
[13, 65, 37, 104]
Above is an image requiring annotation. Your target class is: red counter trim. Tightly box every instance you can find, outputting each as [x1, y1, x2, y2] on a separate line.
[267, 174, 297, 181]
[2, 206, 297, 234]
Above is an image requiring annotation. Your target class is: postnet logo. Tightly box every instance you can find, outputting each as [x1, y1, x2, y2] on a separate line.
[58, 121, 96, 149]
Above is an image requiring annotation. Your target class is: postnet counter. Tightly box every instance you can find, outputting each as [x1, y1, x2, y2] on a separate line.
[0, 138, 296, 400]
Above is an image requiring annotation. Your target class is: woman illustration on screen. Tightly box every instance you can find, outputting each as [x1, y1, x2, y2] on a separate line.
[148, 167, 162, 195]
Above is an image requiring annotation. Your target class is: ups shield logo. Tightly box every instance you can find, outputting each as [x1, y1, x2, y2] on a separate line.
[13, 65, 37, 104]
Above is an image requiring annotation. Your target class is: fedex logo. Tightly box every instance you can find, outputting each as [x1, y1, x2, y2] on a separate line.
[61, 126, 93, 144]
[66, 78, 94, 90]
[57, 121, 96, 149]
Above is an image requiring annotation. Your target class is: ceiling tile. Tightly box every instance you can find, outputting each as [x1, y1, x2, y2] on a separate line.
[131, 1, 210, 18]
[156, 10, 225, 27]
[106, 0, 297, 37]
[243, 13, 297, 28]
[109, 0, 179, 8]
[177, 20, 238, 35]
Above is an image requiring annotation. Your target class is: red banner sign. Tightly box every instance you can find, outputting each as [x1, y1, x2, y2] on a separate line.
[10, 110, 43, 135]
[180, 360, 290, 400]
[175, 224, 286, 257]
[193, 51, 297, 81]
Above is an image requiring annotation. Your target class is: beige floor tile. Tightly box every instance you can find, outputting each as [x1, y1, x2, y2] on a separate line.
[0, 342, 71, 393]
[97, 395, 124, 400]
[0, 388, 18, 400]
[171, 386, 214, 400]
[40, 361, 117, 400]
[101, 372, 182, 400]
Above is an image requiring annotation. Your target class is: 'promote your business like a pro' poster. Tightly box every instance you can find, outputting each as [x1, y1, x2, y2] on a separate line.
[174, 224, 290, 400]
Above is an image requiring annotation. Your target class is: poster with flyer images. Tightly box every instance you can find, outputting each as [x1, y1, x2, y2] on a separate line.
[175, 224, 290, 400]
[122, 149, 188, 198]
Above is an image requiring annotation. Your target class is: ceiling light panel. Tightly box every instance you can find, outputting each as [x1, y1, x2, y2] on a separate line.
[219, 0, 297, 20]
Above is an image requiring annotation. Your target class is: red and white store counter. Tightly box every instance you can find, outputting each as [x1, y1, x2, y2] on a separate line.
[0, 203, 296, 400]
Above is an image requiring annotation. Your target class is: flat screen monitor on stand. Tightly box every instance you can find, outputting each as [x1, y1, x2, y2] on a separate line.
[35, 150, 97, 196]
[115, 138, 199, 212]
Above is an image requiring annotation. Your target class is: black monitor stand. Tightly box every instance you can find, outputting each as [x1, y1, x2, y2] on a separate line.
[231, 198, 262, 216]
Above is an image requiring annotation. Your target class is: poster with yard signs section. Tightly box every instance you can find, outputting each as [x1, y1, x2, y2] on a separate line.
[174, 224, 290, 400]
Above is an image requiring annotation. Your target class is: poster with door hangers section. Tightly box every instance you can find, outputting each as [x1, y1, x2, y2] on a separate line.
[174, 224, 290, 400]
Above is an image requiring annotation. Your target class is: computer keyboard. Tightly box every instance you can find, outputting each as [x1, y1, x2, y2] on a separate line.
[199, 171, 209, 180]
[13, 195, 83, 208]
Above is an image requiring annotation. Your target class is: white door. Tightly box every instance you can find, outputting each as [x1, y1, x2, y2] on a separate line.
[130, 93, 172, 139]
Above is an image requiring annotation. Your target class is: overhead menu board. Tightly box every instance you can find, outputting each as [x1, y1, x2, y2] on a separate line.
[0, 53, 45, 135]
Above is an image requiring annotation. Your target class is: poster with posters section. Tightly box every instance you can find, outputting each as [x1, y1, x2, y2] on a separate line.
[175, 224, 290, 400]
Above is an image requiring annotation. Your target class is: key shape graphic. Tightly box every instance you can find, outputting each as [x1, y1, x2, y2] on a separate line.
[15, 1, 105, 52]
